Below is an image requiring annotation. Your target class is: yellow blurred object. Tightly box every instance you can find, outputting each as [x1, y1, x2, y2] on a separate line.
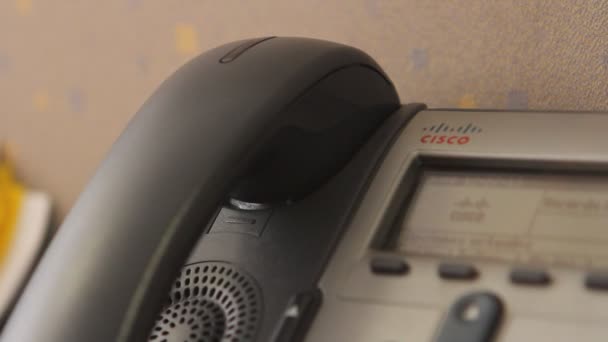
[0, 144, 51, 320]
[0, 146, 24, 270]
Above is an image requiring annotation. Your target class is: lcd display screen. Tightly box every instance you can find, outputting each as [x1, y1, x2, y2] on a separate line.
[398, 169, 608, 267]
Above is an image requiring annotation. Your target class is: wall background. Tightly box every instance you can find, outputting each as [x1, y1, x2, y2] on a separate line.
[1, 0, 608, 218]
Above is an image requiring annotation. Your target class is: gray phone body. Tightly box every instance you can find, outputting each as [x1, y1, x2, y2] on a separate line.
[306, 109, 608, 341]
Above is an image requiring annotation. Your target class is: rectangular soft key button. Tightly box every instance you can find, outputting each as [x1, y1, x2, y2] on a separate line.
[438, 262, 478, 280]
[370, 257, 409, 275]
[510, 268, 551, 286]
[585, 272, 608, 290]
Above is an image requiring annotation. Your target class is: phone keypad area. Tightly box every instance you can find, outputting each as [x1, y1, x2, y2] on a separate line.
[327, 255, 608, 340]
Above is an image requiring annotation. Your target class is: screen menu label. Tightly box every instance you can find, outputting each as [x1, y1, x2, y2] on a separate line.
[399, 170, 608, 268]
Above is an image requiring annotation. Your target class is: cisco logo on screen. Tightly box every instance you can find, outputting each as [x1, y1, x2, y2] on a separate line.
[420, 123, 482, 145]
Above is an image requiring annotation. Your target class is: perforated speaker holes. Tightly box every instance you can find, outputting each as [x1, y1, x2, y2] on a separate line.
[148, 262, 262, 342]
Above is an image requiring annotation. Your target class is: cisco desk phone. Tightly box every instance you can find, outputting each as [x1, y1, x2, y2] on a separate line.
[3, 37, 608, 342]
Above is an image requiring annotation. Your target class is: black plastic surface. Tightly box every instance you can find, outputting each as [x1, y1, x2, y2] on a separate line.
[270, 288, 323, 342]
[219, 37, 275, 63]
[228, 61, 400, 203]
[184, 104, 424, 341]
[2, 37, 402, 342]
[435, 291, 503, 342]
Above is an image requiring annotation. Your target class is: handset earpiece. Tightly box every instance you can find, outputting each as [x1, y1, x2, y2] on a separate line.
[2, 37, 399, 342]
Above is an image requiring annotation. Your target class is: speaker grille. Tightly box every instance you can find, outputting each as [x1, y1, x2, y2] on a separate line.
[148, 262, 262, 342]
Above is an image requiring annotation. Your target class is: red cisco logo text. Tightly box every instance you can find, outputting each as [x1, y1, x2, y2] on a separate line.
[420, 123, 481, 145]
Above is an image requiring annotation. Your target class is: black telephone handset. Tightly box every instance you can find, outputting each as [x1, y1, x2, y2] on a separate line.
[2, 37, 415, 341]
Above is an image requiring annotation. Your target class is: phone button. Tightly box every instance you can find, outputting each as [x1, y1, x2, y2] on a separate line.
[510, 268, 551, 286]
[438, 262, 478, 280]
[435, 291, 503, 342]
[370, 257, 409, 275]
[208, 206, 271, 237]
[585, 271, 608, 290]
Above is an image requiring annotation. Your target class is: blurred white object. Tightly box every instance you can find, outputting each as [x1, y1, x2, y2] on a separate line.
[0, 191, 51, 321]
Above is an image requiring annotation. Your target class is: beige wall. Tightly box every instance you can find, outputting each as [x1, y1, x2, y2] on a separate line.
[1, 0, 608, 218]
